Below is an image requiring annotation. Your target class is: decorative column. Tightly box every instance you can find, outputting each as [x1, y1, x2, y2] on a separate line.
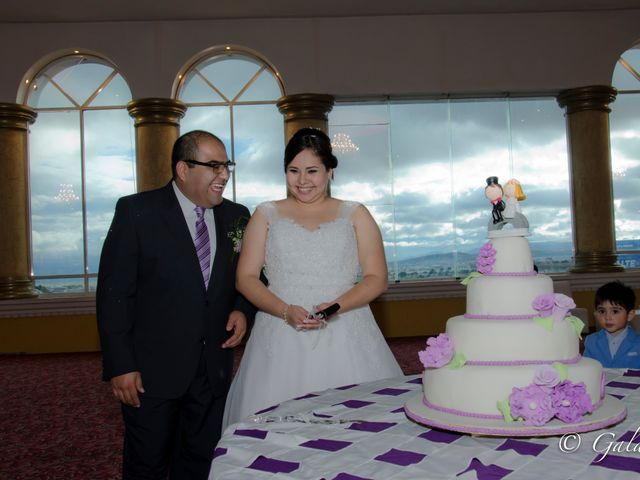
[557, 85, 623, 272]
[0, 103, 38, 299]
[127, 98, 187, 192]
[276, 93, 334, 142]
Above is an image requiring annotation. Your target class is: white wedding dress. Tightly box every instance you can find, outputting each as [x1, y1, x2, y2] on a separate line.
[222, 200, 402, 428]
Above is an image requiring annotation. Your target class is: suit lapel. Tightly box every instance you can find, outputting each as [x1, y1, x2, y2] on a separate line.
[160, 183, 207, 291]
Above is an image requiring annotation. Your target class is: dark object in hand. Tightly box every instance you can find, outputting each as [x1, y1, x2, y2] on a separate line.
[315, 303, 341, 320]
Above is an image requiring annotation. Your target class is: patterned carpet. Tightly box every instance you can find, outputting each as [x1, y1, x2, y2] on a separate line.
[0, 337, 426, 479]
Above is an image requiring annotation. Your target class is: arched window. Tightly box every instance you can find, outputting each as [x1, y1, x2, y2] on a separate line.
[174, 46, 285, 211]
[21, 51, 135, 293]
[611, 45, 640, 268]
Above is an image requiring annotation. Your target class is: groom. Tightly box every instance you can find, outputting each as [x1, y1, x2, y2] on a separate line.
[97, 130, 254, 479]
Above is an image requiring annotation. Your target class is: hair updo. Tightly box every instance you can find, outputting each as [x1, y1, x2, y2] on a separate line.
[284, 127, 338, 172]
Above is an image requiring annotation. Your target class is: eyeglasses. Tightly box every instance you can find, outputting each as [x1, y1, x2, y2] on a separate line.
[184, 159, 235, 173]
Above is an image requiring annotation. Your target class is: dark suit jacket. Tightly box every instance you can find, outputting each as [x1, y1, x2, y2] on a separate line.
[96, 182, 254, 398]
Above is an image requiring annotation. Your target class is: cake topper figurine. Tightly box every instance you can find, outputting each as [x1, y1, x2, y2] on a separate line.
[485, 176, 529, 235]
[485, 176, 505, 224]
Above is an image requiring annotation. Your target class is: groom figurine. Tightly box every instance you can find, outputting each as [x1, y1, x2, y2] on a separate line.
[97, 130, 254, 479]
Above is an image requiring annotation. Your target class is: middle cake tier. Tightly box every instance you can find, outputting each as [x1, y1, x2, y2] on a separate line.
[446, 315, 579, 362]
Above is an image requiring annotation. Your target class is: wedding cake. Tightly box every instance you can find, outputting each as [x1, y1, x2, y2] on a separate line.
[404, 177, 626, 435]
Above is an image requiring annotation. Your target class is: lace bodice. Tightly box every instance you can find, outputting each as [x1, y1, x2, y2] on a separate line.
[258, 200, 361, 309]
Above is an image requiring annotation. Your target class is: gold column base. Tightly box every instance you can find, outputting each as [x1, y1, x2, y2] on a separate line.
[0, 276, 38, 299]
[571, 251, 624, 273]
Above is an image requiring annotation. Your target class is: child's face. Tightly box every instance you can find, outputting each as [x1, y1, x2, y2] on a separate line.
[594, 300, 635, 334]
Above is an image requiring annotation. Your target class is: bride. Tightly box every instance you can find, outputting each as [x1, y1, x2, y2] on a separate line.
[222, 128, 402, 427]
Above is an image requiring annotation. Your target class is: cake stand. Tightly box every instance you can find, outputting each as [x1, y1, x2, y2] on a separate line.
[404, 394, 627, 437]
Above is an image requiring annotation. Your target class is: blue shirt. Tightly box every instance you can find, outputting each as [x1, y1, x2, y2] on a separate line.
[584, 326, 640, 368]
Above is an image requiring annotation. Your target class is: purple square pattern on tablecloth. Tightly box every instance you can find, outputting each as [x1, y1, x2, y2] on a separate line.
[233, 428, 267, 439]
[418, 429, 462, 444]
[618, 429, 640, 444]
[300, 438, 352, 452]
[407, 377, 423, 384]
[348, 421, 396, 433]
[248, 455, 300, 474]
[591, 453, 640, 472]
[611, 394, 625, 400]
[623, 369, 640, 377]
[313, 412, 333, 418]
[372, 387, 410, 396]
[255, 404, 278, 414]
[212, 447, 226, 459]
[338, 399, 374, 408]
[336, 384, 358, 390]
[374, 448, 426, 467]
[606, 381, 640, 390]
[391, 406, 405, 413]
[457, 458, 513, 480]
[332, 473, 372, 480]
[496, 438, 547, 456]
[294, 392, 320, 400]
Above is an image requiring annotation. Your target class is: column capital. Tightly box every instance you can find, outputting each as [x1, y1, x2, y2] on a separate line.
[0, 103, 37, 130]
[276, 93, 334, 124]
[557, 85, 617, 115]
[127, 98, 187, 127]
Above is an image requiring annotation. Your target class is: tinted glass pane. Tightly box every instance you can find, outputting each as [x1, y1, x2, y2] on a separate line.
[34, 277, 85, 294]
[29, 111, 84, 275]
[180, 105, 231, 151]
[84, 109, 136, 273]
[180, 71, 225, 103]
[233, 104, 285, 212]
[239, 69, 283, 102]
[90, 73, 132, 107]
[199, 57, 261, 101]
[612, 59, 640, 90]
[611, 93, 640, 245]
[389, 102, 456, 278]
[329, 105, 392, 206]
[27, 75, 74, 108]
[53, 61, 113, 106]
[328, 97, 572, 280]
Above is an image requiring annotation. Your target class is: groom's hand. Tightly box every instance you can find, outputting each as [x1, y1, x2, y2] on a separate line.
[111, 371, 145, 407]
[222, 310, 247, 348]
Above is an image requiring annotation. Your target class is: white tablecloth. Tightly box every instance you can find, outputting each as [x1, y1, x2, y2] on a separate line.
[210, 369, 640, 479]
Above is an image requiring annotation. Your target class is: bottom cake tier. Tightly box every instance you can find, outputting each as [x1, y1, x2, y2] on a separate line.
[422, 357, 603, 419]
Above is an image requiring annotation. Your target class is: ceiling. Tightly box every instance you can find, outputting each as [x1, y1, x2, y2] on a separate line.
[2, 0, 640, 23]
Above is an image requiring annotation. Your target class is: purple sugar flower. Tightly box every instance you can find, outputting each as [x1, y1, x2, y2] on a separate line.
[476, 242, 497, 274]
[552, 293, 576, 322]
[551, 380, 593, 423]
[509, 384, 555, 426]
[533, 365, 561, 392]
[418, 333, 454, 368]
[532, 294, 555, 318]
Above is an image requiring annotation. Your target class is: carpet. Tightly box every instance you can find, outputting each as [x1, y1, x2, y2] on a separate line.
[0, 336, 427, 479]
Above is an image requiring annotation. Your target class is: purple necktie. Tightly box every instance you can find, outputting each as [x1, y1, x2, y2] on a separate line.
[194, 206, 210, 288]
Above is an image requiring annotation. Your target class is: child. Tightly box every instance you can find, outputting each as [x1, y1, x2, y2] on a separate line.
[583, 281, 640, 368]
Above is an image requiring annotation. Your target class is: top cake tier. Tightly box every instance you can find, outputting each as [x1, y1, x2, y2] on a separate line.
[486, 235, 534, 274]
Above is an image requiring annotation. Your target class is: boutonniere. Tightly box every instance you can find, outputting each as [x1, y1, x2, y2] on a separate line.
[227, 217, 248, 256]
